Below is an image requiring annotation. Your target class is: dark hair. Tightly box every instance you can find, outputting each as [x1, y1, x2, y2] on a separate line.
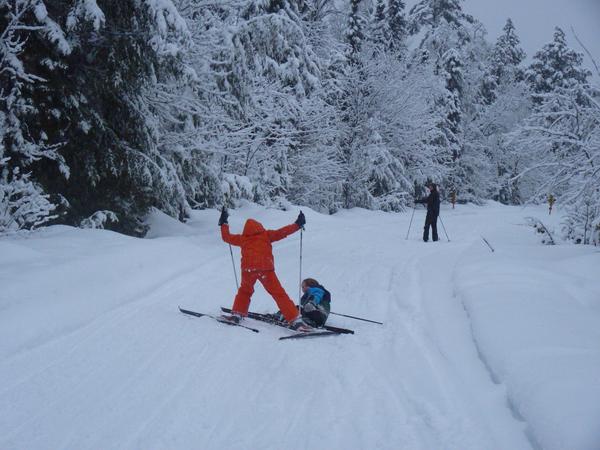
[302, 278, 319, 288]
[429, 182, 438, 191]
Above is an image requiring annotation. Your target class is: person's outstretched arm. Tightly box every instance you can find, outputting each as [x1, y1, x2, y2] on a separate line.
[267, 223, 300, 242]
[218, 209, 243, 246]
[268, 211, 305, 242]
[221, 224, 243, 246]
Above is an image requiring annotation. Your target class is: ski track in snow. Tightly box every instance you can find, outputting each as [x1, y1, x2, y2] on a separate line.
[1, 203, 596, 449]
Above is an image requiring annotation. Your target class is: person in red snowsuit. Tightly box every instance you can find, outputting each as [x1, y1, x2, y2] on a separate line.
[218, 208, 306, 325]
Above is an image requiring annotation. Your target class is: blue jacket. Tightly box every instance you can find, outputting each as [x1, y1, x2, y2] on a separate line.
[301, 285, 331, 312]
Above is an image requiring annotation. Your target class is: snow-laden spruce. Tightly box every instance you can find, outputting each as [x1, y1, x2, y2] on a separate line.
[1, 0, 598, 244]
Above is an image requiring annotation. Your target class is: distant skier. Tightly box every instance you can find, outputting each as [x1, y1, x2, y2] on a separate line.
[218, 207, 311, 331]
[415, 182, 440, 242]
[269, 278, 331, 328]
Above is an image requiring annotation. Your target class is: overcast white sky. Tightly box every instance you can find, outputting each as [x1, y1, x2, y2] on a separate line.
[405, 0, 600, 79]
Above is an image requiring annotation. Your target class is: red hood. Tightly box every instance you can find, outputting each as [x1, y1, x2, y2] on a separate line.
[242, 219, 266, 236]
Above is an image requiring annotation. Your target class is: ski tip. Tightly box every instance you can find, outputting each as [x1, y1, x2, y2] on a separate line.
[335, 329, 355, 334]
[279, 331, 341, 341]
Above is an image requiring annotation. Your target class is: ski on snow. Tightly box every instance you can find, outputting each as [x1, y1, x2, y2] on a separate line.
[179, 307, 260, 333]
[180, 307, 346, 340]
[220, 307, 354, 335]
[278, 330, 340, 341]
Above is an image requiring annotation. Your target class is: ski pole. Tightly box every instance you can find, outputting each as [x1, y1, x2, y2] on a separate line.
[406, 205, 416, 240]
[481, 236, 494, 252]
[329, 311, 383, 325]
[438, 214, 450, 242]
[298, 226, 303, 303]
[228, 244, 239, 289]
[221, 203, 239, 289]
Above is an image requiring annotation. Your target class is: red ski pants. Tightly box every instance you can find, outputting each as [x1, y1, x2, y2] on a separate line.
[232, 270, 299, 322]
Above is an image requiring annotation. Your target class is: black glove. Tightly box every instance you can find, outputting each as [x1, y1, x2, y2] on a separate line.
[218, 207, 228, 226]
[295, 211, 306, 228]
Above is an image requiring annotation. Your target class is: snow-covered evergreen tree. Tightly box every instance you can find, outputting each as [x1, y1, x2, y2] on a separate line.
[408, 0, 473, 46]
[513, 30, 597, 243]
[335, 0, 371, 209]
[332, 0, 422, 211]
[370, 0, 390, 52]
[526, 27, 590, 97]
[23, 0, 193, 235]
[481, 18, 525, 105]
[407, 0, 483, 202]
[387, 0, 407, 54]
[208, 0, 338, 210]
[512, 83, 598, 243]
[152, 0, 236, 213]
[476, 81, 531, 204]
[345, 0, 365, 66]
[472, 18, 529, 204]
[1, 0, 595, 241]
[0, 161, 58, 232]
[369, 0, 406, 55]
[334, 1, 386, 209]
[0, 0, 70, 233]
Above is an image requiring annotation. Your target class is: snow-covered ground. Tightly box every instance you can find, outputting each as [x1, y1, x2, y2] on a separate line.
[1, 202, 599, 450]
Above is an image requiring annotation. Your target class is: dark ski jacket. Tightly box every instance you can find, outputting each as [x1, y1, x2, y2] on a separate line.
[419, 190, 440, 217]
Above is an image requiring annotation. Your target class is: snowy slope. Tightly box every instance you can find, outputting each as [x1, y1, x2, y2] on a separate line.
[1, 203, 599, 450]
[454, 222, 600, 450]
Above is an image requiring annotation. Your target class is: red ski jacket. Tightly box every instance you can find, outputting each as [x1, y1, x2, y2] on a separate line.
[220, 219, 300, 271]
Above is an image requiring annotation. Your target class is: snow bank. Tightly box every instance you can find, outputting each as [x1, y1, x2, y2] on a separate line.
[0, 224, 204, 360]
[144, 208, 195, 238]
[455, 240, 600, 450]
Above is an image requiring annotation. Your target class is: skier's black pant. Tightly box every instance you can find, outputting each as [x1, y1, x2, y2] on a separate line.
[423, 213, 439, 242]
[303, 309, 328, 328]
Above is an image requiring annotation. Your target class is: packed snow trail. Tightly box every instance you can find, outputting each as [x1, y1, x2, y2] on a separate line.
[1, 203, 598, 449]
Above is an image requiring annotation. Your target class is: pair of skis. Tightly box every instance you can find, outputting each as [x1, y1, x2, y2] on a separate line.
[178, 307, 260, 333]
[220, 307, 354, 335]
[179, 307, 352, 340]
